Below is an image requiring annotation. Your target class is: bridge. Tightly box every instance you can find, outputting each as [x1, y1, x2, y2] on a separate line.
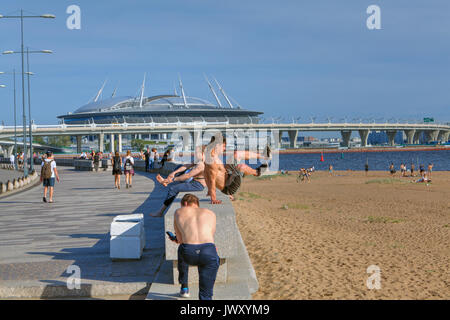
[0, 121, 449, 154]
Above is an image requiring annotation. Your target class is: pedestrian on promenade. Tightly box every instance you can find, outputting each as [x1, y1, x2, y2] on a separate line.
[9, 153, 15, 167]
[123, 150, 135, 188]
[40, 151, 60, 203]
[93, 151, 101, 172]
[149, 148, 157, 169]
[170, 193, 219, 300]
[111, 151, 122, 189]
[143, 147, 151, 172]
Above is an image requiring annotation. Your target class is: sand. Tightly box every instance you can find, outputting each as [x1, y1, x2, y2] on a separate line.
[233, 170, 450, 300]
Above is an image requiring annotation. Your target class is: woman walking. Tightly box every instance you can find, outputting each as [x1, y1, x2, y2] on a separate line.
[112, 151, 122, 189]
[123, 150, 135, 188]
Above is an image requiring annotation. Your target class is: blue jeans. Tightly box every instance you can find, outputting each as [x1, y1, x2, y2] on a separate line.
[149, 159, 154, 169]
[163, 180, 204, 207]
[178, 243, 220, 300]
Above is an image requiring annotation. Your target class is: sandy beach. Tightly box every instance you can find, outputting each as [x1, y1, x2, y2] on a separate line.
[233, 170, 450, 299]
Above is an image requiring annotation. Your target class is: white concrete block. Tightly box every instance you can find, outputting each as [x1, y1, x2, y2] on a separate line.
[110, 220, 143, 237]
[113, 214, 144, 222]
[110, 236, 142, 259]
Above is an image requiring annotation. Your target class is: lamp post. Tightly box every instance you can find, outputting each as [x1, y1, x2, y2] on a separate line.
[2, 49, 53, 172]
[0, 9, 55, 176]
[0, 70, 20, 169]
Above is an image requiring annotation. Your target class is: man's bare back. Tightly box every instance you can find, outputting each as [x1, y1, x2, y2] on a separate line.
[174, 206, 216, 244]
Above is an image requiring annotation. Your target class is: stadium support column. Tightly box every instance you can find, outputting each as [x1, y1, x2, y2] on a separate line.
[340, 130, 351, 148]
[118, 134, 122, 153]
[386, 130, 397, 146]
[404, 129, 415, 145]
[76, 135, 82, 154]
[110, 134, 115, 153]
[358, 129, 370, 147]
[288, 130, 298, 149]
[98, 133, 104, 153]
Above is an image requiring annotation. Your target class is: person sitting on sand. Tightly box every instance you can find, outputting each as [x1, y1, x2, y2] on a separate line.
[413, 172, 431, 183]
[204, 134, 271, 204]
[149, 147, 206, 217]
[389, 163, 396, 176]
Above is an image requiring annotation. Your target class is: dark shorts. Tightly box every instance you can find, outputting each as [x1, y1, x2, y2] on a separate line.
[43, 178, 55, 187]
[222, 164, 242, 195]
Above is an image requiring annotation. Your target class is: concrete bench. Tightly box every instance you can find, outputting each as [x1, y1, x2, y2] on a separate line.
[110, 214, 145, 260]
[74, 159, 93, 171]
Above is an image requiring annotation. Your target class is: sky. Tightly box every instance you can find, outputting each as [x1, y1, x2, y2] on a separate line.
[1, 0, 450, 128]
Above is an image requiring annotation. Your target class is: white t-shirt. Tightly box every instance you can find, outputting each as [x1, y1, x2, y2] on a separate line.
[10, 154, 15, 163]
[124, 155, 134, 165]
[41, 158, 57, 178]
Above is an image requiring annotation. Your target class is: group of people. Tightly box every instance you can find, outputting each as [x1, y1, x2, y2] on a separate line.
[297, 166, 314, 182]
[153, 134, 271, 300]
[389, 162, 433, 179]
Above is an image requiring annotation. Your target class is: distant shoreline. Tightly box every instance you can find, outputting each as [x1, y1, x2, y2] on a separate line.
[278, 145, 449, 155]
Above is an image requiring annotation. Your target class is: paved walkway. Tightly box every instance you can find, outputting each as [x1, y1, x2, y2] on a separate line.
[0, 168, 169, 299]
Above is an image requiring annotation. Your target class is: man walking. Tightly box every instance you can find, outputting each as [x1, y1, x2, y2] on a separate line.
[144, 147, 151, 172]
[170, 194, 219, 300]
[40, 151, 60, 203]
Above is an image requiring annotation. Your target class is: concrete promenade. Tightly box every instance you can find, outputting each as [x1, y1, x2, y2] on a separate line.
[0, 168, 169, 299]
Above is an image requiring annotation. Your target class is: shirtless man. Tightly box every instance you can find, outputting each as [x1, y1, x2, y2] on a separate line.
[150, 148, 206, 217]
[170, 193, 219, 300]
[204, 134, 270, 204]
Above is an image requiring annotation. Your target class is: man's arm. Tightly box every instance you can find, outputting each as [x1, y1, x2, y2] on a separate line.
[54, 167, 60, 182]
[173, 211, 183, 244]
[205, 163, 221, 204]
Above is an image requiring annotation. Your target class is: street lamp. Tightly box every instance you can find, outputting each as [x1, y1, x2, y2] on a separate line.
[0, 9, 55, 176]
[3, 49, 53, 171]
[0, 70, 21, 169]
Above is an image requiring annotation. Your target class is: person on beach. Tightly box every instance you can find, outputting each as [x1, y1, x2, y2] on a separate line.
[427, 163, 433, 178]
[400, 163, 406, 177]
[328, 164, 333, 176]
[111, 151, 122, 189]
[170, 193, 219, 300]
[419, 164, 425, 177]
[204, 134, 270, 204]
[123, 150, 135, 188]
[389, 163, 396, 176]
[149, 147, 206, 217]
[410, 163, 415, 177]
[40, 151, 60, 203]
[365, 162, 369, 176]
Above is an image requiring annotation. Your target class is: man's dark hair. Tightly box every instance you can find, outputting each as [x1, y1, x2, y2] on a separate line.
[46, 150, 53, 157]
[181, 193, 200, 207]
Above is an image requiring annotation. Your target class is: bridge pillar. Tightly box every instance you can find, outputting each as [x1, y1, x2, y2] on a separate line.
[386, 130, 397, 146]
[413, 131, 422, 144]
[288, 130, 298, 148]
[98, 133, 104, 153]
[437, 130, 449, 143]
[118, 134, 122, 153]
[340, 130, 352, 148]
[76, 135, 82, 154]
[110, 134, 115, 153]
[425, 130, 439, 143]
[358, 130, 370, 147]
[404, 129, 416, 145]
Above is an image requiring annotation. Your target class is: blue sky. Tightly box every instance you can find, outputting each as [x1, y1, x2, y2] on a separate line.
[1, 0, 450, 126]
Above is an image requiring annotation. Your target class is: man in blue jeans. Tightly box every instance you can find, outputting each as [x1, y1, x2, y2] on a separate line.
[149, 152, 206, 217]
[170, 193, 219, 300]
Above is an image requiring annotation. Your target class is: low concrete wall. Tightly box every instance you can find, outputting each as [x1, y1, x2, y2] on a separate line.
[0, 169, 40, 198]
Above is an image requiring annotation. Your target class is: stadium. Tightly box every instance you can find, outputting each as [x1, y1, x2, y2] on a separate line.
[57, 76, 263, 126]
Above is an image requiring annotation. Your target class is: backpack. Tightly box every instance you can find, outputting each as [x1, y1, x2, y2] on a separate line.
[42, 160, 54, 179]
[94, 154, 100, 162]
[125, 158, 132, 171]
[113, 157, 121, 171]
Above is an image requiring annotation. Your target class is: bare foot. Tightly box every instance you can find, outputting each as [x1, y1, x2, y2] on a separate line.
[156, 174, 165, 185]
[211, 199, 222, 204]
